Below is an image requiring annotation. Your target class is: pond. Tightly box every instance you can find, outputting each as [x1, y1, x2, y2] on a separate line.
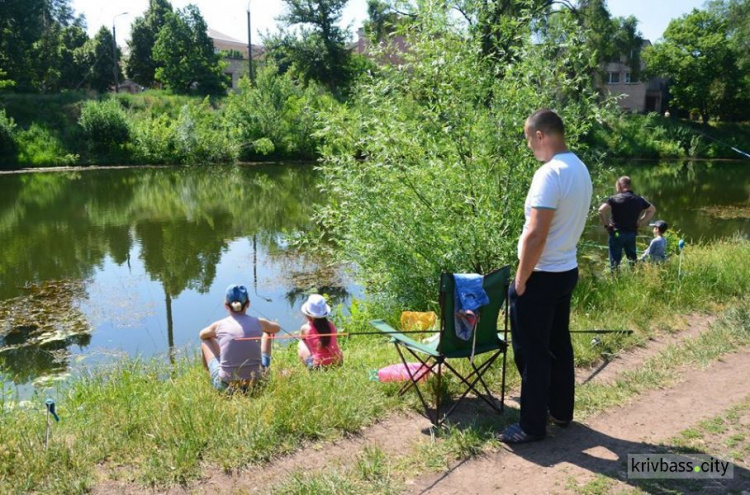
[1, 160, 748, 393]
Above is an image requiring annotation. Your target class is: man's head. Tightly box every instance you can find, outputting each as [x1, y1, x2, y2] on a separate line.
[524, 109, 567, 162]
[616, 176, 631, 193]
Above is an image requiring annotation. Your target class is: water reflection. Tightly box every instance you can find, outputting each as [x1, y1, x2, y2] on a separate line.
[0, 165, 350, 386]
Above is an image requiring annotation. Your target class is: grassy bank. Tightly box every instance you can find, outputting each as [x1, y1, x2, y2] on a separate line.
[587, 112, 750, 160]
[0, 70, 329, 168]
[1, 239, 749, 492]
[2, 90, 749, 169]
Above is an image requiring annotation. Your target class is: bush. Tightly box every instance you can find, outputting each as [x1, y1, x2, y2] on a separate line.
[132, 98, 238, 164]
[78, 99, 131, 155]
[224, 65, 333, 161]
[0, 109, 18, 167]
[16, 124, 78, 166]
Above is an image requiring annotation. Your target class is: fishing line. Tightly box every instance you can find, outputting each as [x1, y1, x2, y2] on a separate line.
[689, 127, 750, 159]
[246, 304, 301, 342]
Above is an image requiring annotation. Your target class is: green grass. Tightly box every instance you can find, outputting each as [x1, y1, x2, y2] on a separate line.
[1, 239, 750, 492]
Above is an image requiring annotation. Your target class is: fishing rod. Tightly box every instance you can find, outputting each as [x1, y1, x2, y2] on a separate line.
[234, 328, 632, 341]
[570, 329, 633, 335]
[689, 126, 750, 159]
[234, 329, 440, 341]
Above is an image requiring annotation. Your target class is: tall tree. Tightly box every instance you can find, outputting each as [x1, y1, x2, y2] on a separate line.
[77, 26, 121, 93]
[126, 0, 173, 87]
[58, 25, 90, 90]
[708, 0, 750, 109]
[265, 0, 355, 97]
[363, 0, 404, 42]
[643, 8, 742, 123]
[0, 0, 46, 91]
[0, 0, 87, 92]
[152, 5, 227, 95]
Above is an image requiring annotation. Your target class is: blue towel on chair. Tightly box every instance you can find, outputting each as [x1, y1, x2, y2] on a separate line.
[453, 273, 489, 341]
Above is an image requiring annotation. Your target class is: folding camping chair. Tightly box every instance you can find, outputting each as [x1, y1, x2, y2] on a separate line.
[370, 266, 510, 425]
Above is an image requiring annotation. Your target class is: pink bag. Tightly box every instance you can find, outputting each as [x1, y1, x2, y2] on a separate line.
[377, 362, 432, 382]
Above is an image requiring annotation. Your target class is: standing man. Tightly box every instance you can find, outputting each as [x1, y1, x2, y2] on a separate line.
[500, 109, 592, 444]
[598, 176, 656, 269]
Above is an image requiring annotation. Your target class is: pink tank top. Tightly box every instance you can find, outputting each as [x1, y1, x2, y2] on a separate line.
[304, 320, 342, 366]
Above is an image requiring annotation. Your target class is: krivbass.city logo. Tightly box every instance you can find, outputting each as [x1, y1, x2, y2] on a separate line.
[628, 454, 734, 479]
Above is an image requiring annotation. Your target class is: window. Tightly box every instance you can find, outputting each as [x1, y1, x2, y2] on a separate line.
[624, 72, 631, 84]
[607, 72, 620, 84]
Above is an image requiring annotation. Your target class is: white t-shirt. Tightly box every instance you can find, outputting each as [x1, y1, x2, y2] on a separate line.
[517, 151, 592, 272]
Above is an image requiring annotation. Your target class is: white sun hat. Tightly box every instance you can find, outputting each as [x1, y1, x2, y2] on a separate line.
[301, 294, 331, 318]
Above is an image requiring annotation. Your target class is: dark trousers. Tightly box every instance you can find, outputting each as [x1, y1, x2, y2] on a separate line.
[509, 268, 578, 438]
[608, 230, 637, 269]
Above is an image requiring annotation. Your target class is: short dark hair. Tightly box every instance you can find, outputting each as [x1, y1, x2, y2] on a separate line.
[526, 109, 565, 136]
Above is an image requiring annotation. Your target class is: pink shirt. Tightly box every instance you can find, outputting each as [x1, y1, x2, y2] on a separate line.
[303, 320, 343, 366]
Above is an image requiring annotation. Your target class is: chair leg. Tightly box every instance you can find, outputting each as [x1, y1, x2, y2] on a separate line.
[500, 344, 507, 412]
[394, 343, 435, 422]
[436, 361, 442, 426]
[441, 352, 503, 418]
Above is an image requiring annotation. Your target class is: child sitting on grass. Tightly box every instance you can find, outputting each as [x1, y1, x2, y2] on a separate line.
[640, 220, 668, 262]
[297, 294, 343, 369]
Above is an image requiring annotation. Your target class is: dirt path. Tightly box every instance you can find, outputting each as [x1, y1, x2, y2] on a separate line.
[410, 348, 750, 494]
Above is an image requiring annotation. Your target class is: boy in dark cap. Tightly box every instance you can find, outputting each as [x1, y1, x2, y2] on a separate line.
[639, 220, 668, 262]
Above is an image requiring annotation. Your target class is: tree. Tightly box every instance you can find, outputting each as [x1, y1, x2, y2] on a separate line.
[265, 0, 355, 97]
[363, 0, 405, 42]
[0, 0, 87, 92]
[316, 2, 602, 306]
[643, 9, 742, 123]
[0, 0, 46, 91]
[57, 25, 89, 90]
[126, 0, 173, 87]
[152, 5, 227, 95]
[74, 26, 121, 93]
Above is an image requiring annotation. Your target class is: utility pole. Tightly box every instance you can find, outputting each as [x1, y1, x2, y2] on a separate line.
[112, 12, 129, 93]
[247, 1, 255, 84]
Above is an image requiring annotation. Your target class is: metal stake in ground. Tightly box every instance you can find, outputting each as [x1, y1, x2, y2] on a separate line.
[678, 239, 686, 280]
[44, 399, 60, 450]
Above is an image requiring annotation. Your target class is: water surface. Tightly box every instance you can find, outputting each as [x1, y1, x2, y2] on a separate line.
[1, 160, 748, 391]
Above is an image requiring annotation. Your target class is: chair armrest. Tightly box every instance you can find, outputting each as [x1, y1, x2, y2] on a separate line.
[369, 319, 441, 357]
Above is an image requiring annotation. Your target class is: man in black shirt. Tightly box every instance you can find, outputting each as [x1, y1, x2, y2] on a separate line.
[598, 176, 656, 269]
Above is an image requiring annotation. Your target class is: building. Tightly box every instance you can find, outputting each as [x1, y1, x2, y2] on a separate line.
[207, 28, 262, 91]
[601, 40, 667, 114]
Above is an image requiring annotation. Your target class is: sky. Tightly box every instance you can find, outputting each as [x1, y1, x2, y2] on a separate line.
[71, 0, 708, 48]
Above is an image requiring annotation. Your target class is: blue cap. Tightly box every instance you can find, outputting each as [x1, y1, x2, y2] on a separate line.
[225, 285, 249, 305]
